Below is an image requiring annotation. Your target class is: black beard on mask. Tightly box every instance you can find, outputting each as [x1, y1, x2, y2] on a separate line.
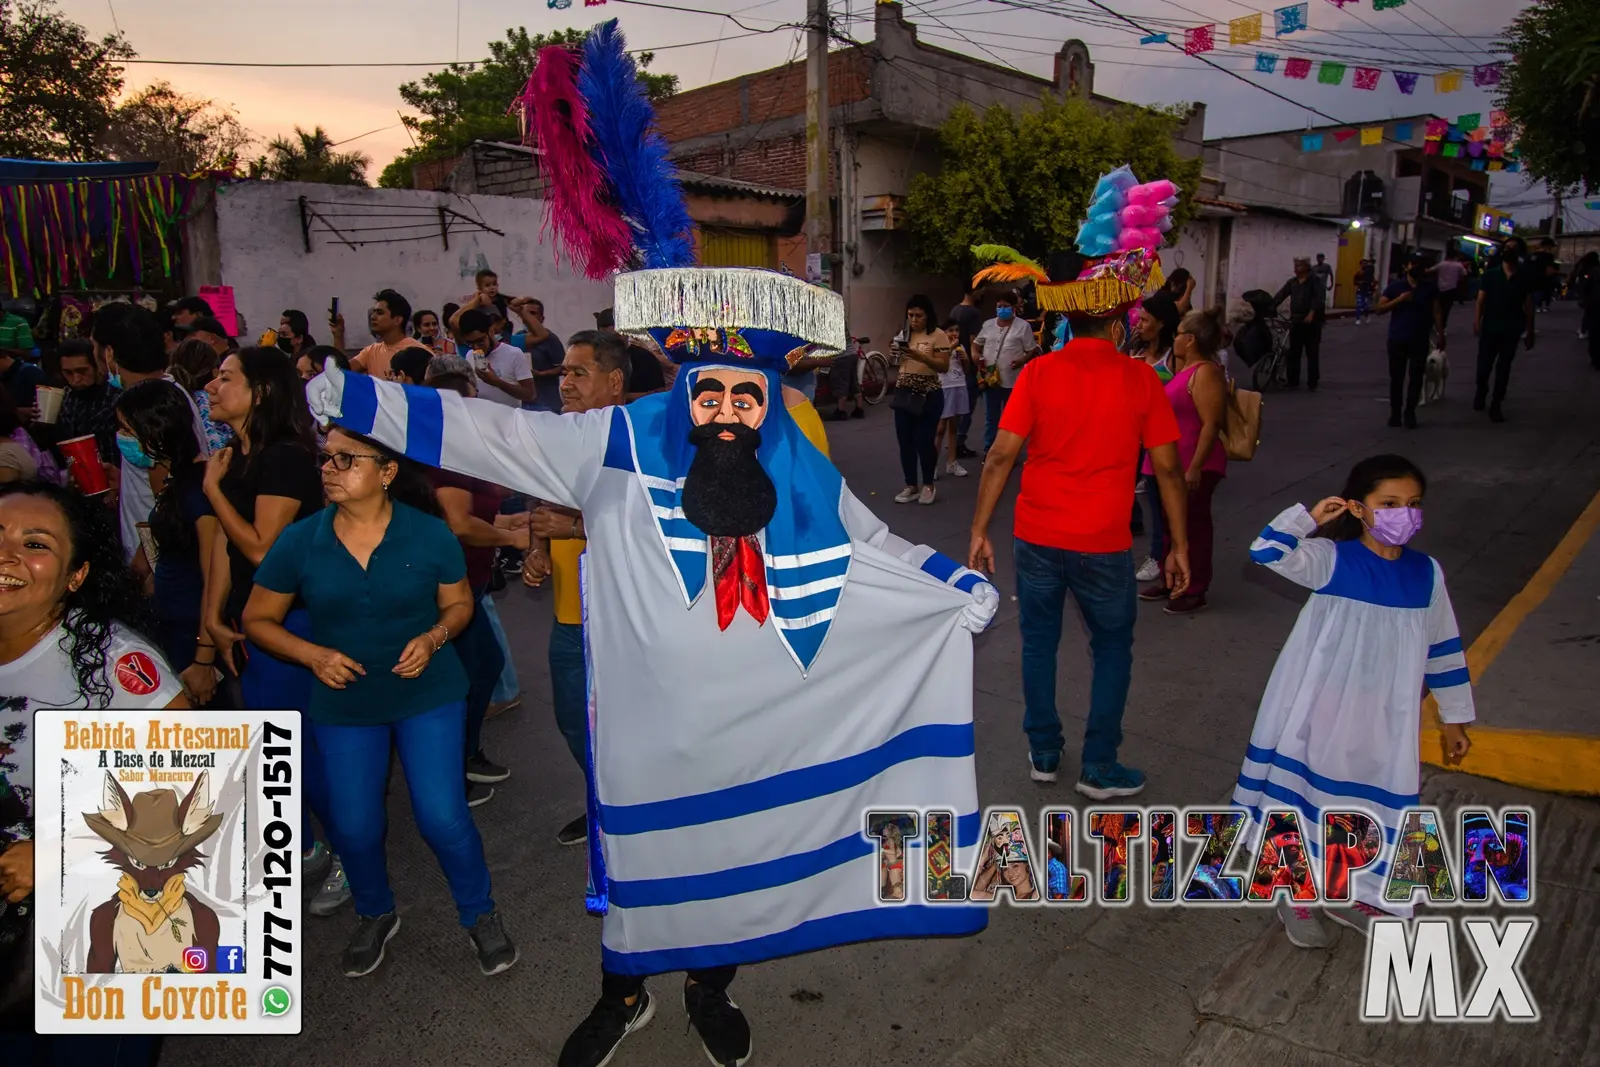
[682, 421, 777, 537]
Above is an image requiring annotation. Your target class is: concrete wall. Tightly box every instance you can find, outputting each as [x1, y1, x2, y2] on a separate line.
[211, 182, 612, 347]
[1223, 216, 1341, 307]
[1161, 221, 1214, 311]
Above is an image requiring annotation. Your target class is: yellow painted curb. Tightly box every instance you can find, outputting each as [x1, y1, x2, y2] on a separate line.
[1422, 491, 1600, 795]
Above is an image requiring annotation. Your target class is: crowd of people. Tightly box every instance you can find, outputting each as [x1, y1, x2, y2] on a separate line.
[19, 232, 1590, 1064]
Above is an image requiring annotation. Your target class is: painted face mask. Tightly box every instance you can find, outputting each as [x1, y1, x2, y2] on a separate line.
[116, 432, 157, 470]
[1364, 506, 1423, 547]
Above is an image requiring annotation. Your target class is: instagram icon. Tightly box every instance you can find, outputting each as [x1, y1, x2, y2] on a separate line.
[180, 947, 208, 973]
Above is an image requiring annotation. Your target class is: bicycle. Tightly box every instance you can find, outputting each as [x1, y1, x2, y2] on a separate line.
[1250, 312, 1292, 391]
[857, 337, 895, 405]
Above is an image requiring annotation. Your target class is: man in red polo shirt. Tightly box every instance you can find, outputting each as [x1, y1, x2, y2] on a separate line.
[969, 305, 1190, 800]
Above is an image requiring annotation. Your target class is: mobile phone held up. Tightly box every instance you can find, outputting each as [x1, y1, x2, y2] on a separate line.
[329, 297, 340, 326]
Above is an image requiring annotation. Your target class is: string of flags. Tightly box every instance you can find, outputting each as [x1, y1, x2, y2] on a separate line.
[547, 0, 607, 8]
[1151, 2, 1506, 96]
[1296, 115, 1523, 172]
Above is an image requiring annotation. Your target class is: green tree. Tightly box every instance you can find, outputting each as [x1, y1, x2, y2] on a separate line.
[379, 26, 679, 189]
[102, 81, 252, 173]
[1499, 0, 1600, 194]
[0, 0, 134, 159]
[903, 95, 1203, 275]
[250, 126, 370, 186]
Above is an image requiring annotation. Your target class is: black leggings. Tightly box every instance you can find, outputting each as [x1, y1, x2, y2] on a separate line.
[1387, 337, 1427, 416]
[603, 965, 736, 1001]
[1475, 332, 1520, 405]
[894, 388, 945, 486]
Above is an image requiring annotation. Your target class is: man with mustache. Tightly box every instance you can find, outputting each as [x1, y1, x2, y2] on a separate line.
[307, 266, 997, 1067]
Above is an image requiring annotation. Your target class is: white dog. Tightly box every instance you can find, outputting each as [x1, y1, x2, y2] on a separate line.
[1422, 346, 1448, 404]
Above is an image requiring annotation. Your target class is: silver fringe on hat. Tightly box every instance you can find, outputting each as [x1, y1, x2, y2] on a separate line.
[613, 268, 847, 354]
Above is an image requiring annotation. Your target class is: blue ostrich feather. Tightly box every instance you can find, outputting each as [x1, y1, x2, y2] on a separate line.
[579, 19, 695, 269]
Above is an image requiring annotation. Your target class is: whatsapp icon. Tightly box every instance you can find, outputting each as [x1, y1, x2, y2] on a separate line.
[261, 985, 293, 1018]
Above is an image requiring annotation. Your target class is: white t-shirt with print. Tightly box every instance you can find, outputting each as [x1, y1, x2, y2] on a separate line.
[0, 623, 180, 841]
[471, 342, 535, 407]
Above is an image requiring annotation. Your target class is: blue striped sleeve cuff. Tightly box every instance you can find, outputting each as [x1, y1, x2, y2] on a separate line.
[1425, 667, 1471, 690]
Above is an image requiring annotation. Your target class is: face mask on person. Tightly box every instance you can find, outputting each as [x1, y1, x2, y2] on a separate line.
[1363, 506, 1423, 547]
[996, 307, 1015, 322]
[116, 432, 157, 470]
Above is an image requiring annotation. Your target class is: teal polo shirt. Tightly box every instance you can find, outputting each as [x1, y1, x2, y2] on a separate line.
[255, 501, 470, 724]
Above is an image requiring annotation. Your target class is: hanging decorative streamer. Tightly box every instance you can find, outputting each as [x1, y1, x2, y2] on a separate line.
[1352, 66, 1381, 90]
[1284, 57, 1312, 79]
[1372, 0, 1407, 8]
[1360, 126, 1383, 145]
[1473, 63, 1503, 88]
[1138, 33, 1169, 45]
[1442, 143, 1460, 158]
[1393, 70, 1419, 94]
[1229, 14, 1262, 45]
[1445, 124, 1464, 141]
[1394, 122, 1414, 141]
[1301, 133, 1324, 151]
[1424, 141, 1440, 156]
[1507, 162, 1520, 172]
[1318, 61, 1346, 85]
[1470, 160, 1486, 171]
[1332, 128, 1356, 142]
[1184, 25, 1215, 55]
[1466, 141, 1484, 158]
[1323, 0, 1356, 7]
[1467, 127, 1486, 143]
[1488, 160, 1503, 171]
[548, 0, 571, 8]
[1274, 3, 1308, 36]
[1488, 141, 1505, 158]
[1424, 118, 1447, 139]
[1490, 109, 1508, 129]
[584, 0, 607, 5]
[1434, 69, 1463, 93]
[1255, 53, 1279, 73]
[1457, 112, 1481, 130]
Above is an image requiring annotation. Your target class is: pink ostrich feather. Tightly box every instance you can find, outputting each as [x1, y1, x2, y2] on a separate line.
[530, 44, 633, 279]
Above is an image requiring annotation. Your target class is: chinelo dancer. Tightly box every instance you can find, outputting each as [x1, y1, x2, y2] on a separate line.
[305, 20, 998, 1067]
[1232, 455, 1473, 948]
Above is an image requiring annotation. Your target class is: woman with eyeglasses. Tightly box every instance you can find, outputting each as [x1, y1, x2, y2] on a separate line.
[200, 348, 343, 911]
[242, 428, 517, 980]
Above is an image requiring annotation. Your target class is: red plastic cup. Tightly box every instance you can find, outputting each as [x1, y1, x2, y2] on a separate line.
[60, 435, 110, 495]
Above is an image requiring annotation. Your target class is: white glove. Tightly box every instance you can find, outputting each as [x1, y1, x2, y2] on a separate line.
[959, 580, 999, 633]
[304, 359, 345, 426]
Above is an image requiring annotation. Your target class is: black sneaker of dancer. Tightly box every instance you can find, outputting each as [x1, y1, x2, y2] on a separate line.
[466, 749, 510, 783]
[557, 813, 588, 846]
[343, 912, 400, 977]
[684, 980, 752, 1066]
[559, 988, 655, 1067]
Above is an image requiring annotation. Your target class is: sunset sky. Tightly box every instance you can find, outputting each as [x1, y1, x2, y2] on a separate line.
[56, 0, 1591, 227]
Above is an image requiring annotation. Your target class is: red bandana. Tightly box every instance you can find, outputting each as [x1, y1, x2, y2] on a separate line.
[710, 535, 770, 631]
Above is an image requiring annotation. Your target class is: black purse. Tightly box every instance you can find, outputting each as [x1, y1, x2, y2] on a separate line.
[889, 387, 929, 416]
[0, 896, 32, 1031]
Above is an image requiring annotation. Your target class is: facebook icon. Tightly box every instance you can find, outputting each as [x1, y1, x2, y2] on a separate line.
[217, 946, 245, 974]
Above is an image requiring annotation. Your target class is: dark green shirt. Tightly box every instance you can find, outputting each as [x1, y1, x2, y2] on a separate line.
[1479, 264, 1532, 337]
[255, 502, 468, 724]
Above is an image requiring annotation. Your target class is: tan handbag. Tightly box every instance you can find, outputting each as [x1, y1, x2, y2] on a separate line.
[1221, 381, 1262, 461]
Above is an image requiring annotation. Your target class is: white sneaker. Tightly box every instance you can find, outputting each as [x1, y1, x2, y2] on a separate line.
[946, 462, 969, 478]
[918, 486, 936, 505]
[1324, 900, 1393, 936]
[1276, 898, 1333, 948]
[1135, 555, 1160, 582]
[894, 486, 918, 504]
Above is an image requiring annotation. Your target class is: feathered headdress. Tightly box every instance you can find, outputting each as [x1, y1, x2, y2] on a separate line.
[525, 20, 696, 278]
[970, 244, 1048, 288]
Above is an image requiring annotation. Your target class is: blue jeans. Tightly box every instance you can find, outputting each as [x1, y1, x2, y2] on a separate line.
[984, 387, 1012, 451]
[480, 594, 519, 703]
[1143, 473, 1167, 563]
[241, 607, 329, 847]
[310, 701, 494, 926]
[1014, 538, 1136, 767]
[548, 621, 588, 768]
[455, 589, 506, 757]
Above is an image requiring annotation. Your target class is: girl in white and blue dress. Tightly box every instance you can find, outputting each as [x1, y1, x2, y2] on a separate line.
[1233, 455, 1473, 946]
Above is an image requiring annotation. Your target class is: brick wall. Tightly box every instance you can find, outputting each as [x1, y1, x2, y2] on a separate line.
[675, 135, 810, 193]
[472, 153, 548, 198]
[656, 48, 871, 143]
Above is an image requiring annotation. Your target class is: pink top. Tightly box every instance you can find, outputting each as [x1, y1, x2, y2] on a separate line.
[1141, 361, 1226, 477]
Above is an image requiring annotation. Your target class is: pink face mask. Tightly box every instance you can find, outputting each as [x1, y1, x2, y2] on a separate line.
[1363, 506, 1423, 546]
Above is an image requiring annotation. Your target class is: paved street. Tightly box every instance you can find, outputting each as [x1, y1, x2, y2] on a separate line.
[164, 305, 1600, 1067]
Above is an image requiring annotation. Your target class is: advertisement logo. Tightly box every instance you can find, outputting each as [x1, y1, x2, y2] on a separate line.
[217, 945, 245, 974]
[113, 651, 162, 696]
[261, 986, 292, 1018]
[180, 946, 208, 973]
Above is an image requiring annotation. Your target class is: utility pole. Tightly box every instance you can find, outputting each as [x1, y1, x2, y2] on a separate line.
[805, 0, 832, 287]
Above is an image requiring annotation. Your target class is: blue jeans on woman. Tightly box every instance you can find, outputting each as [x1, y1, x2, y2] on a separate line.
[547, 621, 588, 768]
[310, 701, 494, 926]
[241, 607, 329, 846]
[1013, 538, 1136, 767]
[983, 387, 1012, 452]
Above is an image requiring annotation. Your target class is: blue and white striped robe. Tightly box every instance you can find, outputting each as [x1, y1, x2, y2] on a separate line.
[325, 374, 991, 972]
[1232, 505, 1474, 914]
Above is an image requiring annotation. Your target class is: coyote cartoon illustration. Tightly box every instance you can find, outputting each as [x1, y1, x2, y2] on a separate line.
[83, 771, 223, 973]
